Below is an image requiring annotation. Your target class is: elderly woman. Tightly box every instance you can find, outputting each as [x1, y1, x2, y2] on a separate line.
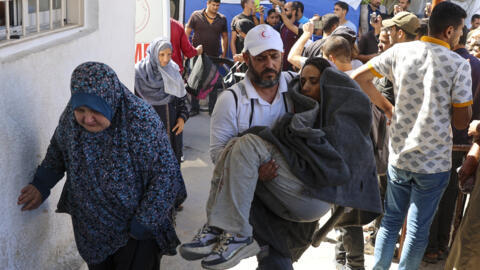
[135, 37, 189, 163]
[17, 62, 187, 270]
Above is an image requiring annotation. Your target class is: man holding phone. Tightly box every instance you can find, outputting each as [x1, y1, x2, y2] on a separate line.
[359, 0, 386, 36]
[231, 0, 264, 62]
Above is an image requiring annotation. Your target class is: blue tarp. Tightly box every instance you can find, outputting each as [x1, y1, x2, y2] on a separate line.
[183, 0, 360, 57]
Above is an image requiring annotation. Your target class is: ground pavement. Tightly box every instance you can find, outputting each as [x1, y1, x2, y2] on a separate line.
[158, 112, 446, 270]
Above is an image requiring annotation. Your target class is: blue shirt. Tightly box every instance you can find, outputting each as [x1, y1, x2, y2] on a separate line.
[298, 16, 309, 24]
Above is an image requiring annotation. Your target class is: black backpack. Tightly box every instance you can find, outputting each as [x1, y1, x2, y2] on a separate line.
[185, 54, 221, 99]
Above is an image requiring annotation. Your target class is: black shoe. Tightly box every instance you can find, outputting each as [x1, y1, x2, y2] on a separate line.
[190, 110, 199, 117]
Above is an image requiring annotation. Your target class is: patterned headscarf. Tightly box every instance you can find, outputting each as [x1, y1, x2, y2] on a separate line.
[135, 37, 187, 105]
[38, 62, 186, 264]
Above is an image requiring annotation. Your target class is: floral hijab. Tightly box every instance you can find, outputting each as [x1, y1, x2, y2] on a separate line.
[36, 62, 186, 264]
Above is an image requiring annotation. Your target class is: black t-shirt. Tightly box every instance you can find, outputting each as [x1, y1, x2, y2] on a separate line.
[358, 30, 379, 55]
[231, 13, 256, 53]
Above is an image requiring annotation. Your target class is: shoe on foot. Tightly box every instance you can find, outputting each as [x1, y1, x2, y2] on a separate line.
[179, 224, 221, 261]
[437, 248, 449, 260]
[190, 110, 199, 117]
[201, 232, 260, 270]
[422, 252, 438, 264]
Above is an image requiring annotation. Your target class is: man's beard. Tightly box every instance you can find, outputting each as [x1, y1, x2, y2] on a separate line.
[286, 13, 292, 19]
[247, 63, 282, 88]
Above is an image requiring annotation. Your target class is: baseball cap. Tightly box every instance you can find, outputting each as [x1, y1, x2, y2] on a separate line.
[382, 11, 420, 36]
[330, 26, 357, 44]
[243, 24, 284, 56]
[235, 19, 255, 34]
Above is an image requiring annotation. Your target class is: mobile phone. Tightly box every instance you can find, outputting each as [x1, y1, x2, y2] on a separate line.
[314, 20, 322, 30]
[275, 6, 281, 13]
[370, 12, 378, 24]
[255, 0, 261, 12]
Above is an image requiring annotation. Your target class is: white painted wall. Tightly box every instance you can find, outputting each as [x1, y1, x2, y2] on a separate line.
[0, 0, 136, 268]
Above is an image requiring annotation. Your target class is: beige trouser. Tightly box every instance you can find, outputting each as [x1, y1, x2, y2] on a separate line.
[206, 134, 331, 237]
[445, 167, 480, 270]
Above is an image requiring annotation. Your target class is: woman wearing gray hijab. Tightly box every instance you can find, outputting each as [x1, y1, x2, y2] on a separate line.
[135, 37, 189, 163]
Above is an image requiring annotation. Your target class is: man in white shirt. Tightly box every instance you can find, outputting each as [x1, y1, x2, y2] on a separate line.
[180, 25, 335, 269]
[209, 24, 295, 165]
[334, 1, 357, 33]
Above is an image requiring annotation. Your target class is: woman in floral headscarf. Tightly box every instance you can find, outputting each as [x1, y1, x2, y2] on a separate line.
[17, 62, 187, 270]
[135, 37, 189, 163]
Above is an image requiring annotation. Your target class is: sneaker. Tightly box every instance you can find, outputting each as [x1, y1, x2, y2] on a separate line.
[201, 232, 261, 270]
[179, 225, 221, 261]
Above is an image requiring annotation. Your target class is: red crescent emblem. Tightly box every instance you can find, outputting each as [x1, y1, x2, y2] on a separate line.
[261, 31, 267, 38]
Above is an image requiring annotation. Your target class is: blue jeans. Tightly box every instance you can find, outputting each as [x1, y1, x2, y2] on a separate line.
[373, 165, 450, 270]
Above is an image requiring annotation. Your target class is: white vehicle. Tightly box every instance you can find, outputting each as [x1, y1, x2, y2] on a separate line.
[135, 0, 186, 63]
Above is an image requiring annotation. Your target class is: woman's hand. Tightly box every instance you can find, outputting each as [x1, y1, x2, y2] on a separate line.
[172, 118, 185, 135]
[17, 184, 42, 211]
[258, 159, 279, 182]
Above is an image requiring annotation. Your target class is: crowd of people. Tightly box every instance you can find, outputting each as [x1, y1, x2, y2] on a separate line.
[15, 0, 480, 270]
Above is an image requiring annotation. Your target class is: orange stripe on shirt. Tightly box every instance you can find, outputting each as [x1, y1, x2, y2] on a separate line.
[367, 63, 383, 78]
[452, 100, 473, 108]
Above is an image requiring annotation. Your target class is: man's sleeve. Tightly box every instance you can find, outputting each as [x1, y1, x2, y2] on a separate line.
[209, 90, 238, 164]
[452, 60, 473, 107]
[180, 27, 198, 59]
[231, 16, 236, 32]
[187, 13, 196, 29]
[31, 129, 66, 201]
[366, 46, 395, 82]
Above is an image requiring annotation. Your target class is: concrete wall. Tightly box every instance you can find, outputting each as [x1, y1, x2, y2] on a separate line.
[0, 0, 136, 268]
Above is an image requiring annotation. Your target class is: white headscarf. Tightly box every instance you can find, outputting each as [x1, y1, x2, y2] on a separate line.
[135, 37, 186, 105]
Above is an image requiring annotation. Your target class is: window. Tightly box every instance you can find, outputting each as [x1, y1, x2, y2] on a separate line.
[0, 0, 83, 46]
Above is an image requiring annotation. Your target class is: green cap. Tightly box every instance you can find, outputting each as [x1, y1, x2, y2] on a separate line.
[382, 11, 420, 36]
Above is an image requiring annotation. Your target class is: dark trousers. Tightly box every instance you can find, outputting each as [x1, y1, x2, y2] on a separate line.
[426, 151, 463, 253]
[153, 104, 182, 163]
[335, 226, 365, 269]
[257, 246, 293, 270]
[88, 238, 161, 270]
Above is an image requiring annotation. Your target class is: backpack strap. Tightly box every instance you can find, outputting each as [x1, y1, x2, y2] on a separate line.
[281, 71, 297, 113]
[249, 100, 254, 128]
[282, 92, 289, 113]
[227, 89, 238, 109]
[285, 71, 297, 81]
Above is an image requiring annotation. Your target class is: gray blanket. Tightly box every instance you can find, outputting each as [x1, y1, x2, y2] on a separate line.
[246, 67, 382, 214]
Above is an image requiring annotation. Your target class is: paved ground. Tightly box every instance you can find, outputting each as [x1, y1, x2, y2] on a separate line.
[160, 112, 446, 270]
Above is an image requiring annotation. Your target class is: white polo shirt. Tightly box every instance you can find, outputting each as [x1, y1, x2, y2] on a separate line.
[368, 36, 473, 173]
[209, 71, 295, 163]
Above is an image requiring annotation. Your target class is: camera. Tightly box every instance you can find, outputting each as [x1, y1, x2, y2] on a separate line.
[370, 12, 378, 24]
